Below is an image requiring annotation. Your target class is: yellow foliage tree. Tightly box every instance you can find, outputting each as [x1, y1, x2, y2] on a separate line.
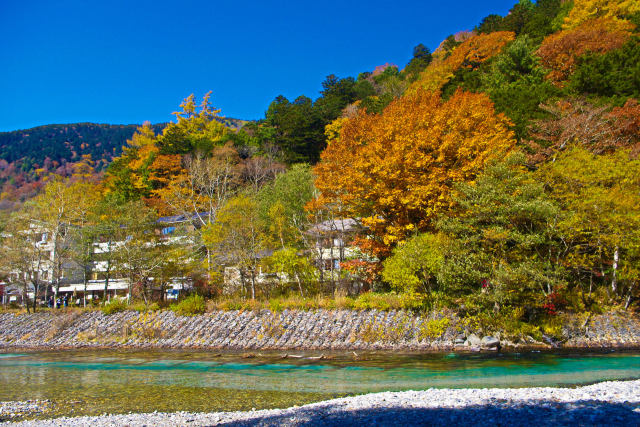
[562, 0, 640, 30]
[410, 31, 515, 93]
[314, 89, 516, 248]
[103, 122, 159, 202]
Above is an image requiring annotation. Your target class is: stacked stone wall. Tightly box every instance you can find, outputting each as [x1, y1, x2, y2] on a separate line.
[1, 309, 639, 351]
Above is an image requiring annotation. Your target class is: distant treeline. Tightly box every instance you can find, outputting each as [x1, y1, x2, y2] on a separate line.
[0, 123, 166, 170]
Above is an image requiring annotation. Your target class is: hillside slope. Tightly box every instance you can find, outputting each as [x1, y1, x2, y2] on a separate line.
[0, 118, 246, 209]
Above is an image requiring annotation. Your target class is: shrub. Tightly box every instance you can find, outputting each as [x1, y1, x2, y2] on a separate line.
[171, 294, 206, 316]
[351, 292, 428, 312]
[131, 302, 160, 313]
[419, 317, 451, 340]
[101, 298, 128, 315]
[215, 298, 245, 311]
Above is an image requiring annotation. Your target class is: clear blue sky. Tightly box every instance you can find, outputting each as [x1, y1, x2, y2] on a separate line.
[0, 0, 517, 132]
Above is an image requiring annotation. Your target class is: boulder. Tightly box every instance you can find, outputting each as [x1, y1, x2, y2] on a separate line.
[464, 334, 481, 347]
[480, 335, 501, 349]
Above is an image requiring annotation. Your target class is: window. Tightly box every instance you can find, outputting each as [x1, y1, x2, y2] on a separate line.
[162, 227, 176, 235]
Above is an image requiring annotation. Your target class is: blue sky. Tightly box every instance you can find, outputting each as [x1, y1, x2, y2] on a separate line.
[0, 0, 517, 132]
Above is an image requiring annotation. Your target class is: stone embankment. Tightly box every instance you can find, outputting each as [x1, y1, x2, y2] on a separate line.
[4, 380, 640, 426]
[1, 309, 639, 351]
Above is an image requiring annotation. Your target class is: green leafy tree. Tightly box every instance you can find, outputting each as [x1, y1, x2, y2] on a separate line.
[477, 14, 505, 34]
[264, 75, 359, 164]
[354, 73, 376, 100]
[404, 44, 433, 81]
[32, 178, 81, 296]
[65, 181, 102, 307]
[264, 247, 315, 297]
[256, 164, 315, 248]
[501, 0, 536, 35]
[111, 200, 162, 303]
[477, 0, 570, 42]
[570, 36, 640, 104]
[482, 35, 560, 139]
[265, 95, 322, 163]
[157, 92, 229, 155]
[382, 233, 446, 294]
[203, 195, 270, 299]
[538, 147, 640, 304]
[0, 208, 48, 312]
[315, 75, 358, 121]
[437, 152, 561, 309]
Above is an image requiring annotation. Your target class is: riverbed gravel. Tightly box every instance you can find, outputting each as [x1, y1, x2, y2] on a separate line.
[0, 401, 53, 422]
[3, 380, 640, 426]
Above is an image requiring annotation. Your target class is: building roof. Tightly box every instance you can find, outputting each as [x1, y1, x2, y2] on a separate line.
[306, 218, 362, 236]
[157, 212, 212, 224]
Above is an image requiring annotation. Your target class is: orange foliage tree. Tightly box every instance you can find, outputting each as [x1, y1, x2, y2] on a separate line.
[411, 31, 515, 93]
[537, 17, 633, 84]
[314, 89, 516, 249]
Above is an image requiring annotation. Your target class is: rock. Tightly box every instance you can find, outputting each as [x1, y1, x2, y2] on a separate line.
[542, 334, 560, 348]
[464, 334, 481, 347]
[480, 336, 501, 349]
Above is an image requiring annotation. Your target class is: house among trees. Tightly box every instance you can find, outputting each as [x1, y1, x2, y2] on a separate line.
[306, 218, 364, 274]
[221, 218, 367, 295]
[0, 214, 196, 308]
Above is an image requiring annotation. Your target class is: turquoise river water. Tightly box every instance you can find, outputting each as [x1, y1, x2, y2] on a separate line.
[0, 350, 639, 418]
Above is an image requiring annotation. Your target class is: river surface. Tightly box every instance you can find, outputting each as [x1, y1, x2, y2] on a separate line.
[1, 350, 639, 418]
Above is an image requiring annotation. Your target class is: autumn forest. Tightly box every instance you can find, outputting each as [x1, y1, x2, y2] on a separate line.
[2, 0, 640, 336]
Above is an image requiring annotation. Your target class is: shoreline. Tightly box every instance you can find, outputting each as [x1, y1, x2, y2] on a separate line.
[3, 380, 640, 426]
[2, 309, 640, 353]
[3, 344, 640, 356]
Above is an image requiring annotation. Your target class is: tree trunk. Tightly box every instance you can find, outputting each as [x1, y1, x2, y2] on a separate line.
[250, 272, 256, 300]
[624, 282, 635, 310]
[23, 283, 30, 314]
[295, 273, 303, 297]
[142, 278, 149, 304]
[611, 246, 619, 295]
[329, 243, 335, 293]
[127, 272, 133, 304]
[32, 282, 39, 313]
[83, 268, 88, 308]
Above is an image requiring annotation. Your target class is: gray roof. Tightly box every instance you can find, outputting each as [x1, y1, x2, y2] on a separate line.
[157, 212, 212, 224]
[307, 218, 362, 235]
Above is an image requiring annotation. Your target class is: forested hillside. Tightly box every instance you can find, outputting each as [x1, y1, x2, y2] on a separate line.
[0, 118, 245, 210]
[0, 123, 163, 209]
[0, 123, 165, 167]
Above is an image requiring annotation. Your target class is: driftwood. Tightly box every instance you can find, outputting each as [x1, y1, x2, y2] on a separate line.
[280, 354, 325, 360]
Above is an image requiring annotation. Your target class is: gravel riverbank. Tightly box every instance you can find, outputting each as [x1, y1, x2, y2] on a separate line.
[3, 380, 640, 426]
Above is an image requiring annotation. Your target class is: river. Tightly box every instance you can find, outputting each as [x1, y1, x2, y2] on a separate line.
[1, 350, 639, 418]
